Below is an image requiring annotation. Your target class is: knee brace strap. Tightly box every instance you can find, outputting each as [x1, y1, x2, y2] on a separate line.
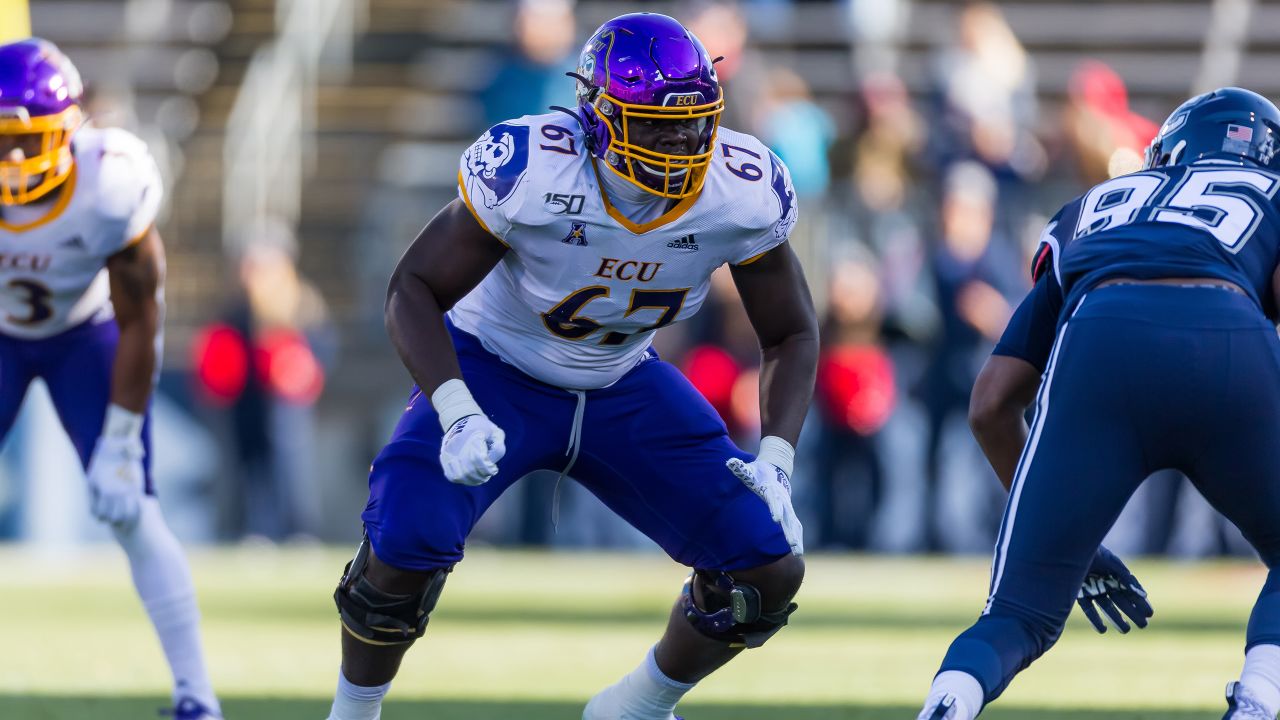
[333, 538, 449, 645]
[681, 570, 797, 649]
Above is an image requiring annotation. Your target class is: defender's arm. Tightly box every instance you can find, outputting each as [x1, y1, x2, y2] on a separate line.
[982, 235, 1153, 634]
[88, 227, 164, 528]
[726, 242, 818, 556]
[385, 198, 508, 393]
[973, 269, 1061, 490]
[106, 227, 164, 412]
[387, 198, 510, 487]
[729, 242, 819, 447]
[968, 354, 1040, 491]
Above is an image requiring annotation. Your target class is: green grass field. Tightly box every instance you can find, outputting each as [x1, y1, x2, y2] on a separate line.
[0, 546, 1265, 719]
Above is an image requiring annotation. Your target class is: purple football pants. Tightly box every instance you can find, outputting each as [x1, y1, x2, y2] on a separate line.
[0, 318, 154, 493]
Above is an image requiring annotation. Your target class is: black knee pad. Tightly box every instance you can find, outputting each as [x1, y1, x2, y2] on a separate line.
[681, 569, 798, 649]
[333, 537, 449, 645]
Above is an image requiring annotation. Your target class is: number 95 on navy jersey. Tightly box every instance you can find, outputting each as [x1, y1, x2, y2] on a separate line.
[1035, 162, 1280, 320]
[995, 162, 1280, 372]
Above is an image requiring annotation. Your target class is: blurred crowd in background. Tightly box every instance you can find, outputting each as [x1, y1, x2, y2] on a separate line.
[0, 0, 1262, 560]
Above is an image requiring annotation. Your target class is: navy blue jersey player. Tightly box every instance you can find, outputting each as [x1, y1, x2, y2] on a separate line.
[918, 87, 1280, 720]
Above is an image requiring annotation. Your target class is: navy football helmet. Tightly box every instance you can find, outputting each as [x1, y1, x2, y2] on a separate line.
[1144, 87, 1280, 171]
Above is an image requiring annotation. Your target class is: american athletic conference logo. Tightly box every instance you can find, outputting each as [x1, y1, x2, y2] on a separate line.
[561, 222, 589, 246]
[666, 233, 699, 251]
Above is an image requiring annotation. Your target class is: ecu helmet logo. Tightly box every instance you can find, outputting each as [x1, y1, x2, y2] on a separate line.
[665, 93, 702, 108]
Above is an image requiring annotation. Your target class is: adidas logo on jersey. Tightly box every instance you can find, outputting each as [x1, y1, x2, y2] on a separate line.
[59, 235, 86, 250]
[561, 222, 589, 246]
[666, 234, 699, 252]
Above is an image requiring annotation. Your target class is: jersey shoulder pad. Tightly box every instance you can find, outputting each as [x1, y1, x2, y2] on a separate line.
[89, 127, 163, 219]
[459, 116, 538, 211]
[79, 127, 164, 250]
[765, 147, 799, 242]
[713, 127, 799, 263]
[1030, 197, 1087, 283]
[459, 114, 588, 238]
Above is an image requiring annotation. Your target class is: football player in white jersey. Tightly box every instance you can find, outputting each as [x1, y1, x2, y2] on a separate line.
[0, 39, 220, 719]
[328, 13, 817, 720]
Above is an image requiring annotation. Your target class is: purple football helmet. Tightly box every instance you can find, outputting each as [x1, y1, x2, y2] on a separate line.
[574, 13, 723, 199]
[0, 38, 84, 205]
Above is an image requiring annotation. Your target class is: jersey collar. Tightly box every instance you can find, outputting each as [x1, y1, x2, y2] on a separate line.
[590, 156, 701, 235]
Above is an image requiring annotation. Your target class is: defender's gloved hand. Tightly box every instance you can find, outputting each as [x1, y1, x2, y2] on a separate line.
[439, 414, 506, 485]
[86, 405, 146, 529]
[728, 436, 804, 556]
[433, 379, 505, 486]
[1077, 545, 1153, 634]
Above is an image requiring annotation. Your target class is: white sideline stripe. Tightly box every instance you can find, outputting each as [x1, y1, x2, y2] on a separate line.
[983, 295, 1088, 614]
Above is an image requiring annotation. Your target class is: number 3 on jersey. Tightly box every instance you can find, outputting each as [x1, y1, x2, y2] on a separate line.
[1076, 168, 1280, 252]
[7, 279, 54, 326]
[543, 286, 690, 345]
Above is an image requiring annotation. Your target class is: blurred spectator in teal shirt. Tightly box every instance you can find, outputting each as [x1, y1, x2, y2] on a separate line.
[479, 0, 577, 127]
[759, 68, 835, 199]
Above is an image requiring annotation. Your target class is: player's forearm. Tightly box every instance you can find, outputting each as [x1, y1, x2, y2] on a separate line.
[968, 355, 1042, 491]
[969, 405, 1028, 491]
[385, 271, 463, 394]
[111, 310, 158, 413]
[756, 329, 819, 447]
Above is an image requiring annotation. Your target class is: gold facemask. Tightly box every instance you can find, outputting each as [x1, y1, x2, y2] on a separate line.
[0, 105, 82, 205]
[591, 90, 724, 200]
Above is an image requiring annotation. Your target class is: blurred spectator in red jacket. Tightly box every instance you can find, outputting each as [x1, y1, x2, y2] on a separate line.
[1062, 59, 1160, 185]
[813, 251, 895, 548]
[192, 220, 336, 541]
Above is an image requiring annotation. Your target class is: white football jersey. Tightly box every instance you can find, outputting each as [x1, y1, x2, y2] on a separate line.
[453, 113, 798, 390]
[0, 126, 162, 339]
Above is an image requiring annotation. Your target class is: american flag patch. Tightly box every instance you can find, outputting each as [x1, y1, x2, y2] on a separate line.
[1227, 124, 1254, 142]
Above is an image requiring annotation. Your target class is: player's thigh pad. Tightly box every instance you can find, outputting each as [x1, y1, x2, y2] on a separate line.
[573, 357, 791, 570]
[362, 327, 575, 571]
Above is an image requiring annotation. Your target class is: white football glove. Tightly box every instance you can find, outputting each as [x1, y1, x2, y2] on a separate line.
[432, 379, 506, 486]
[86, 405, 146, 529]
[439, 413, 506, 485]
[728, 435, 804, 556]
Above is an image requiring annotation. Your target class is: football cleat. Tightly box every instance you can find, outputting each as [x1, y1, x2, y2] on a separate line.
[160, 696, 222, 720]
[918, 694, 957, 720]
[1223, 681, 1274, 719]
